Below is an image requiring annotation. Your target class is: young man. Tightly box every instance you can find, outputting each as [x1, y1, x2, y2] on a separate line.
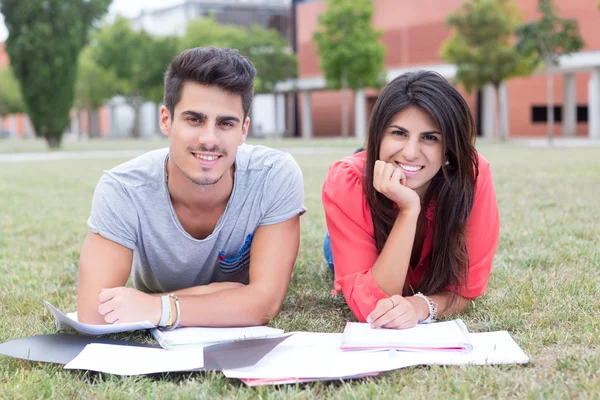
[77, 47, 305, 328]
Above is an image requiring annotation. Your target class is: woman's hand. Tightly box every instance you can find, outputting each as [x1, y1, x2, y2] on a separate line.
[373, 160, 420, 211]
[366, 295, 428, 329]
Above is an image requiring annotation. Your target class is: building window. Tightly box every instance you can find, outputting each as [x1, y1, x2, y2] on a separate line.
[531, 105, 588, 123]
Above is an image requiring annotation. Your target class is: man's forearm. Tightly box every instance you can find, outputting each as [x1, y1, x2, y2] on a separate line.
[174, 284, 282, 327]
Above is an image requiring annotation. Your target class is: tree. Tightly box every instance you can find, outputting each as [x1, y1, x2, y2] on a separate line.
[75, 46, 120, 138]
[92, 17, 179, 138]
[0, 0, 111, 147]
[441, 0, 534, 140]
[313, 0, 385, 137]
[183, 17, 297, 94]
[233, 25, 297, 94]
[0, 66, 25, 116]
[516, 0, 584, 143]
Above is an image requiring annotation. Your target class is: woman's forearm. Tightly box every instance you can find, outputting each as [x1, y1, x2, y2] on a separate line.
[371, 207, 420, 295]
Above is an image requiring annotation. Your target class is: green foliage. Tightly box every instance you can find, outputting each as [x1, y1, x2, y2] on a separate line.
[441, 0, 534, 92]
[313, 0, 386, 90]
[0, 0, 111, 147]
[182, 17, 297, 93]
[91, 17, 179, 136]
[75, 46, 119, 110]
[515, 0, 585, 68]
[0, 65, 25, 115]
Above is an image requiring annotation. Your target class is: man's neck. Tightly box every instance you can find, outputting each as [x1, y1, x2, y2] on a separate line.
[166, 159, 234, 211]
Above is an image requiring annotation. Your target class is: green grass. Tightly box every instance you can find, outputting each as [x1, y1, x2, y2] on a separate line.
[1, 141, 599, 398]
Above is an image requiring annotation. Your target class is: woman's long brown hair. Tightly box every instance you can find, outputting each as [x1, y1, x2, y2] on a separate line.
[364, 71, 479, 298]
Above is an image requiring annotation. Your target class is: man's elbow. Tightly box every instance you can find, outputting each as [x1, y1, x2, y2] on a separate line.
[246, 298, 284, 326]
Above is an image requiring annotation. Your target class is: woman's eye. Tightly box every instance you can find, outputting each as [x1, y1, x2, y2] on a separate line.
[391, 130, 407, 136]
[423, 134, 438, 141]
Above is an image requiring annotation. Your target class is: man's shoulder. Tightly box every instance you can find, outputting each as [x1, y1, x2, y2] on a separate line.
[236, 143, 298, 174]
[103, 147, 169, 188]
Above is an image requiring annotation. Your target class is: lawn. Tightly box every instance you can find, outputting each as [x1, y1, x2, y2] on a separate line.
[0, 140, 599, 398]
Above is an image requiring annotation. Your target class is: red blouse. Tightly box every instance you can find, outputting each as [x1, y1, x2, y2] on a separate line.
[322, 151, 500, 322]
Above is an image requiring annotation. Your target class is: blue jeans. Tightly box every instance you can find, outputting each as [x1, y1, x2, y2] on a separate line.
[323, 232, 334, 273]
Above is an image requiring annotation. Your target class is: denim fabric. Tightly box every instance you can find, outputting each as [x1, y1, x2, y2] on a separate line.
[323, 232, 334, 273]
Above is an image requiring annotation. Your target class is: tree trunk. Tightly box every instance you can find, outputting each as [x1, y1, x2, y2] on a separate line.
[546, 61, 554, 145]
[77, 108, 84, 139]
[130, 97, 142, 138]
[45, 134, 62, 148]
[341, 72, 349, 137]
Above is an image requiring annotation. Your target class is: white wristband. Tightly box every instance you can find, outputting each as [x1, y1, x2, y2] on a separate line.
[414, 292, 437, 324]
[158, 295, 170, 327]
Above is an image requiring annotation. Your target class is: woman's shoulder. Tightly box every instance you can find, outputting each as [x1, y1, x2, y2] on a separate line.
[326, 151, 367, 187]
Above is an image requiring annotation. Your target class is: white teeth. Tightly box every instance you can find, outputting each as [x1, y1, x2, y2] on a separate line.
[399, 163, 423, 172]
[195, 154, 218, 161]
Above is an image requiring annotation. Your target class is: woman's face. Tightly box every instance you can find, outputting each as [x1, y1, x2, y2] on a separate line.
[378, 106, 444, 198]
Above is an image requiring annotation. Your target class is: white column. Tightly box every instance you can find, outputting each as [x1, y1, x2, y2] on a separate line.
[589, 67, 600, 139]
[563, 73, 576, 137]
[482, 84, 495, 139]
[499, 82, 509, 139]
[354, 89, 367, 139]
[301, 90, 312, 139]
[275, 93, 286, 137]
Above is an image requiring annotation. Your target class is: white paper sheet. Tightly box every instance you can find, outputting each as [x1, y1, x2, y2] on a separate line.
[223, 331, 529, 381]
[44, 301, 155, 336]
[341, 319, 473, 352]
[64, 344, 204, 375]
[152, 325, 285, 349]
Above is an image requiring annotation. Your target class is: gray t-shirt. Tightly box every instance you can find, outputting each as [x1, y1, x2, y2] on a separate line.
[87, 144, 306, 293]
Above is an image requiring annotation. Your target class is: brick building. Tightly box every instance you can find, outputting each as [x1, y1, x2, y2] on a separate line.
[289, 0, 600, 139]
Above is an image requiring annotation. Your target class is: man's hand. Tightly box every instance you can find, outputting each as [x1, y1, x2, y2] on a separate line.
[366, 295, 427, 329]
[98, 287, 162, 325]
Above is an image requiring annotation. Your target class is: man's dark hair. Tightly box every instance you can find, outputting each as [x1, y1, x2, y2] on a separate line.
[164, 47, 257, 119]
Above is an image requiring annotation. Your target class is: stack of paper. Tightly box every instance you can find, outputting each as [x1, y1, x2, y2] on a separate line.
[152, 326, 285, 350]
[341, 320, 472, 352]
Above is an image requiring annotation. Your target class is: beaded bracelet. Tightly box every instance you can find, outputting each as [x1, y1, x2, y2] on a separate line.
[414, 292, 437, 324]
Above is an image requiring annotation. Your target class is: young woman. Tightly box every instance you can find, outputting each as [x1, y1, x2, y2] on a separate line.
[322, 71, 499, 330]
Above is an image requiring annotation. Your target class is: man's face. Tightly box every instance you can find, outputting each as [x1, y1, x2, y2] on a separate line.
[160, 82, 249, 186]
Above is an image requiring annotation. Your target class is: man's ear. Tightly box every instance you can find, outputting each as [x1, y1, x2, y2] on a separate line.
[159, 106, 172, 137]
[240, 116, 250, 144]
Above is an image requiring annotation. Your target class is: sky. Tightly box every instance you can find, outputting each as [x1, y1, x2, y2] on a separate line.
[0, 0, 184, 42]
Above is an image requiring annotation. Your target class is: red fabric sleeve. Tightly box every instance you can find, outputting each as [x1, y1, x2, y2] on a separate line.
[322, 157, 390, 322]
[454, 155, 500, 299]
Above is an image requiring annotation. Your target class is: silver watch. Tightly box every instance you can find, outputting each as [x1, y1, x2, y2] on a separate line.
[414, 292, 437, 324]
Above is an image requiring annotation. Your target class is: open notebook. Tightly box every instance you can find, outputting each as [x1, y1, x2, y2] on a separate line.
[341, 319, 473, 352]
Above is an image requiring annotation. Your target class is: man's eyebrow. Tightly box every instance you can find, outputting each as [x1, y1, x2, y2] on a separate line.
[181, 110, 207, 120]
[216, 115, 241, 124]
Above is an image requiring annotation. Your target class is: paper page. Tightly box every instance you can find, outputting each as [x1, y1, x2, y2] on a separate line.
[341, 319, 472, 352]
[152, 325, 285, 349]
[44, 301, 155, 336]
[224, 332, 419, 380]
[390, 331, 530, 366]
[224, 331, 529, 382]
[64, 344, 204, 375]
